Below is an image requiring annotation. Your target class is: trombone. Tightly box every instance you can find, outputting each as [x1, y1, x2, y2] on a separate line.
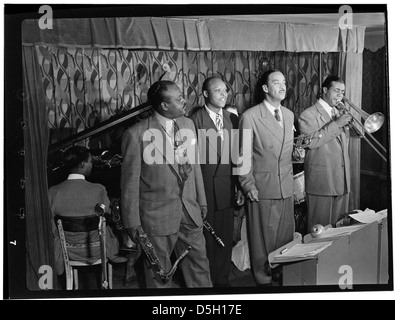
[337, 97, 387, 162]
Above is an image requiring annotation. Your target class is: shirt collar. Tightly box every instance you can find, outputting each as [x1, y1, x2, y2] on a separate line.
[68, 173, 85, 180]
[205, 105, 223, 121]
[264, 100, 282, 116]
[155, 111, 174, 132]
[318, 98, 337, 118]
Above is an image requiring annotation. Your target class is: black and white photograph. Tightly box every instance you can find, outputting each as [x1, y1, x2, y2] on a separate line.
[2, 2, 393, 303]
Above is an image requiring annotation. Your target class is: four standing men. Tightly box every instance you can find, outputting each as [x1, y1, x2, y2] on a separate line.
[117, 73, 356, 288]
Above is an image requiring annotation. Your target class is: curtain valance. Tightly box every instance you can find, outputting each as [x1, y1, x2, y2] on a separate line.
[22, 17, 365, 52]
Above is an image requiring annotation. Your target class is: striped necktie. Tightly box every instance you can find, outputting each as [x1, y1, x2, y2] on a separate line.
[215, 113, 224, 140]
[173, 120, 192, 181]
[274, 108, 283, 127]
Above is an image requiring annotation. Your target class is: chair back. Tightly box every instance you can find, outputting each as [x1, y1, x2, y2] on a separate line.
[56, 215, 100, 232]
[55, 214, 110, 289]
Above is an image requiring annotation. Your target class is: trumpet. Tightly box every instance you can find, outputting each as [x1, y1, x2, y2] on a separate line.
[336, 97, 387, 162]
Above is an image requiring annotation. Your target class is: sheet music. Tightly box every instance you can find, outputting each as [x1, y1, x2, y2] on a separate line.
[349, 209, 387, 224]
[272, 241, 333, 263]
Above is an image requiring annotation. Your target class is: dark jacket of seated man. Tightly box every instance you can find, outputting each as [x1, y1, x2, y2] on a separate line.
[49, 146, 126, 275]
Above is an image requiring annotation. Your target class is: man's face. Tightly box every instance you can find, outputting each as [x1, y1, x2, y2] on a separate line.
[263, 71, 286, 102]
[204, 78, 228, 109]
[323, 81, 345, 107]
[162, 84, 187, 119]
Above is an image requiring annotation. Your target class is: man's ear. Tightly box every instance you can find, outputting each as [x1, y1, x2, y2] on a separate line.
[203, 90, 209, 99]
[262, 84, 268, 94]
[160, 101, 168, 111]
[80, 161, 86, 168]
[322, 87, 328, 95]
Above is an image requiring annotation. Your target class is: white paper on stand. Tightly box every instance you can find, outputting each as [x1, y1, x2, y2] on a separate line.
[349, 208, 387, 224]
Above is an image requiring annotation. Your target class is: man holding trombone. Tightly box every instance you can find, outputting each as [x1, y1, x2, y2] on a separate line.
[298, 75, 360, 231]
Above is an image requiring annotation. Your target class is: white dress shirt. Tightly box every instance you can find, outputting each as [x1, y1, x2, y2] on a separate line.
[318, 98, 339, 119]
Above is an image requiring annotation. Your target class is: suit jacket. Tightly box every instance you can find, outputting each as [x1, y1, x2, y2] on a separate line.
[120, 114, 207, 237]
[238, 102, 294, 199]
[298, 100, 351, 196]
[189, 107, 239, 213]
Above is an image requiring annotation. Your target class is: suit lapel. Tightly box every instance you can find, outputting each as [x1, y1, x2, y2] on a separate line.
[258, 102, 284, 143]
[316, 101, 344, 147]
[315, 101, 331, 124]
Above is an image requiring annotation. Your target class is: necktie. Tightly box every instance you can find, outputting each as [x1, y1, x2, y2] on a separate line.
[215, 113, 224, 140]
[331, 108, 337, 121]
[173, 120, 182, 148]
[274, 108, 283, 127]
[173, 120, 192, 181]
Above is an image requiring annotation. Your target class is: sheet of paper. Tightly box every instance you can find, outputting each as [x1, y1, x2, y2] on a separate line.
[273, 241, 333, 262]
[349, 208, 387, 224]
[315, 224, 365, 239]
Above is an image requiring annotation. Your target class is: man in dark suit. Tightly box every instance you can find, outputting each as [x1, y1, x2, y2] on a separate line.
[120, 80, 212, 288]
[238, 69, 295, 285]
[298, 75, 356, 231]
[189, 77, 244, 287]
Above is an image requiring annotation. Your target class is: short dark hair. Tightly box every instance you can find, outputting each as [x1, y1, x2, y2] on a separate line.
[202, 76, 223, 93]
[322, 75, 344, 90]
[63, 146, 90, 170]
[260, 69, 282, 87]
[252, 69, 283, 104]
[147, 80, 177, 109]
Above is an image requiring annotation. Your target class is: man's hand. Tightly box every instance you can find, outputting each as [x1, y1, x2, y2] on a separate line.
[335, 114, 352, 128]
[235, 189, 245, 206]
[125, 225, 144, 243]
[247, 189, 259, 202]
[200, 206, 208, 220]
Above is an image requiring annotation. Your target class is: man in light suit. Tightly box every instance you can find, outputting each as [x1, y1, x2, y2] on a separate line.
[189, 77, 244, 287]
[120, 80, 212, 288]
[238, 69, 295, 286]
[298, 75, 355, 231]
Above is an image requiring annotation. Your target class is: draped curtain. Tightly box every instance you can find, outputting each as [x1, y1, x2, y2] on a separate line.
[338, 53, 364, 212]
[22, 16, 365, 289]
[22, 46, 56, 290]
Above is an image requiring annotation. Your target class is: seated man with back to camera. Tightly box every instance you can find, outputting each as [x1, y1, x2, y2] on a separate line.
[49, 146, 135, 286]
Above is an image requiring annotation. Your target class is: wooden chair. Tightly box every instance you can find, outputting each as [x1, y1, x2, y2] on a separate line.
[56, 214, 113, 290]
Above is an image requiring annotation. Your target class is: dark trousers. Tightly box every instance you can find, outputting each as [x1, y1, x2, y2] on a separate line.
[204, 207, 234, 286]
[247, 197, 294, 285]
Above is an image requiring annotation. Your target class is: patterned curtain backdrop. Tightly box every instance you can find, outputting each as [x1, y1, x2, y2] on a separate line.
[36, 45, 339, 147]
[268, 51, 339, 118]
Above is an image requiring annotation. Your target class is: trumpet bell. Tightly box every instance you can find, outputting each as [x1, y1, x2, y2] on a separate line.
[364, 112, 385, 133]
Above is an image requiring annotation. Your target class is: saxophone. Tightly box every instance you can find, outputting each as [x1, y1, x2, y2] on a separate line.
[137, 232, 191, 283]
[109, 198, 191, 283]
